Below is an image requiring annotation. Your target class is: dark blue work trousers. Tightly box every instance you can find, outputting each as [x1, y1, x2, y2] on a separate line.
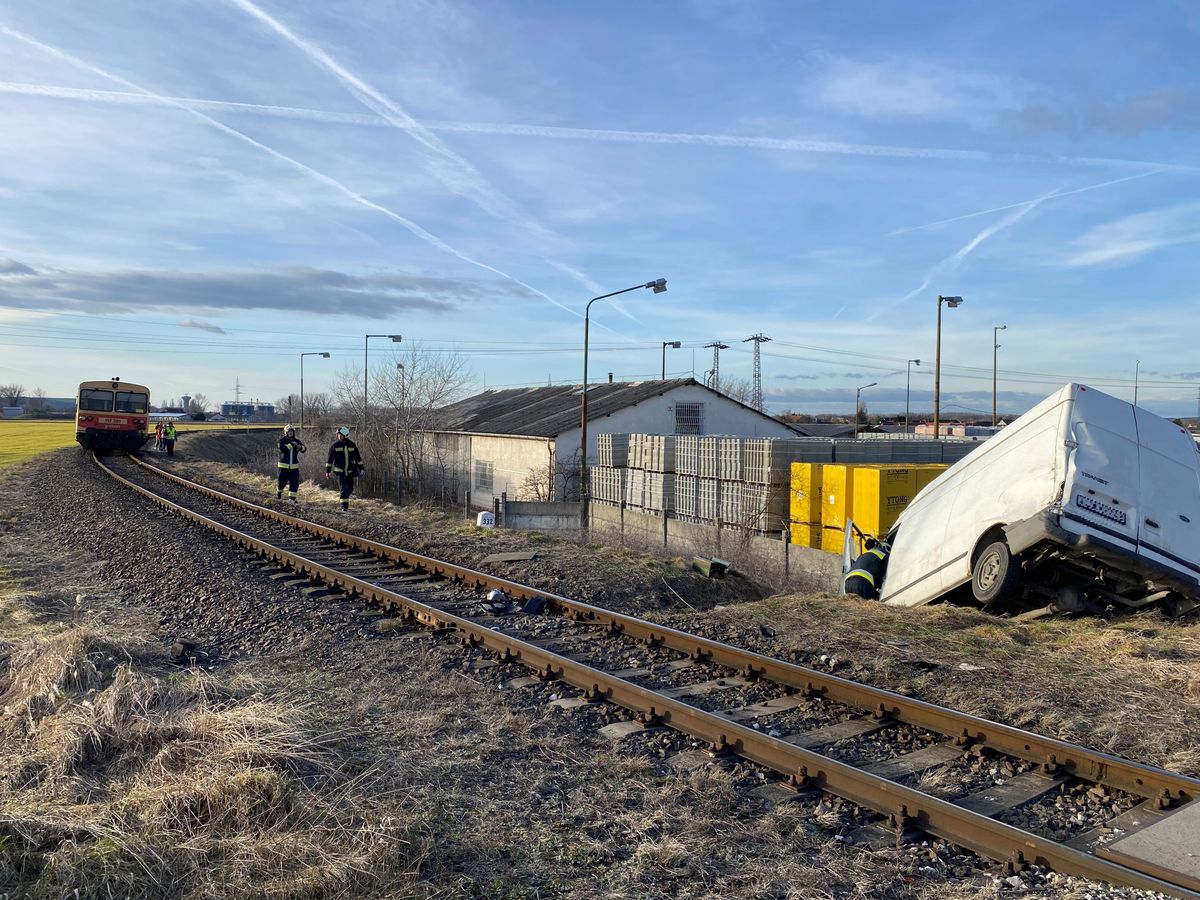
[337, 473, 355, 509]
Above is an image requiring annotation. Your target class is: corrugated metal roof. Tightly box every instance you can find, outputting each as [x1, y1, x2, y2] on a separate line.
[435, 378, 783, 438]
[788, 422, 857, 438]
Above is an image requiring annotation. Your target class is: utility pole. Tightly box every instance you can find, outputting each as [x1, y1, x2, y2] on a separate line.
[742, 334, 772, 411]
[704, 341, 729, 393]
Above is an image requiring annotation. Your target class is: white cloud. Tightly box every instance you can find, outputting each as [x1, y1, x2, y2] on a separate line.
[1061, 204, 1200, 267]
[810, 56, 1019, 126]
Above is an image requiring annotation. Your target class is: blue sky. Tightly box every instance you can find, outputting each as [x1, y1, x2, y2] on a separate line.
[1, 0, 1199, 416]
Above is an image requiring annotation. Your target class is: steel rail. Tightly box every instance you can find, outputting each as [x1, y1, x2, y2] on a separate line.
[122, 453, 1200, 807]
[98, 454, 1200, 898]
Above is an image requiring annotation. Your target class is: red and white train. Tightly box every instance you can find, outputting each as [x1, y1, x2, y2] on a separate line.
[75, 378, 151, 451]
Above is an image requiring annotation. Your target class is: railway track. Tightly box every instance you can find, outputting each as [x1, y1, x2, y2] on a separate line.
[96, 451, 1200, 898]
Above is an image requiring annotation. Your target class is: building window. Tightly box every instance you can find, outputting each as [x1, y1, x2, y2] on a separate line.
[474, 460, 494, 494]
[675, 402, 703, 435]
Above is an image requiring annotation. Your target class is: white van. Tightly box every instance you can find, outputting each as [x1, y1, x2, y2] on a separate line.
[846, 384, 1200, 617]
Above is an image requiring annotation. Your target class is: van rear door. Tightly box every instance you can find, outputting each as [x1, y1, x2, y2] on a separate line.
[1061, 387, 1140, 551]
[1132, 408, 1200, 577]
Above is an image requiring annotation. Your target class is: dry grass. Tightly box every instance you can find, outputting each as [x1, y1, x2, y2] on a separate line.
[0, 625, 426, 899]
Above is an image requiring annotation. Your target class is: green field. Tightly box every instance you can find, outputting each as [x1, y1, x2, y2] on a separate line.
[0, 420, 78, 466]
[0, 420, 277, 466]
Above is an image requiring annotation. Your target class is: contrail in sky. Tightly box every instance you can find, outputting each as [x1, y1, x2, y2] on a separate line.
[874, 192, 1053, 319]
[0, 24, 577, 317]
[2, 81, 1195, 175]
[225, 0, 602, 296]
[888, 170, 1167, 235]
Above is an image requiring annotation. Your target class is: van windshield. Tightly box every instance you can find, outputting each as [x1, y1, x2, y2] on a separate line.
[80, 389, 113, 412]
[115, 391, 148, 413]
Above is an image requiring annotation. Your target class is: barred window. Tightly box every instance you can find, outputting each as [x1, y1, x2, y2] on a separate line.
[675, 402, 703, 435]
[474, 460, 494, 494]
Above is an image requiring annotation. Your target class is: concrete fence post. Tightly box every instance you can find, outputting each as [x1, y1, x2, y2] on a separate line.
[782, 528, 790, 582]
[493, 495, 501, 527]
[500, 491, 507, 528]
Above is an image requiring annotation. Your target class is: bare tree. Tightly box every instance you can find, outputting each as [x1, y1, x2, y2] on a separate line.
[27, 387, 47, 414]
[0, 384, 24, 406]
[275, 394, 300, 422]
[519, 450, 580, 502]
[717, 377, 754, 406]
[187, 393, 211, 417]
[305, 392, 336, 425]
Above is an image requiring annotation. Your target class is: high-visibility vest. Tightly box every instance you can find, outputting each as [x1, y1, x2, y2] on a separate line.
[165, 425, 177, 440]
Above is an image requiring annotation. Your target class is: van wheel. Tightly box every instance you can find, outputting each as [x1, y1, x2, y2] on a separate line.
[972, 541, 1023, 607]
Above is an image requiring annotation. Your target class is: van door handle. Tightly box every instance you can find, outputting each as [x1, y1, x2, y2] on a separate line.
[1144, 518, 1160, 529]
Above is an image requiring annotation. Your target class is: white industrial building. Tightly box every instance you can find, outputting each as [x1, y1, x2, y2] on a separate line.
[424, 378, 797, 506]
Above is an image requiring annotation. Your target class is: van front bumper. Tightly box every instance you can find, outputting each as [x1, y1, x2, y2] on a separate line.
[1005, 510, 1200, 599]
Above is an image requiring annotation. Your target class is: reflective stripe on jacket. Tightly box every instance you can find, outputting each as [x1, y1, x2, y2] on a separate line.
[326, 438, 362, 475]
[165, 425, 177, 440]
[278, 436, 306, 469]
[842, 547, 887, 592]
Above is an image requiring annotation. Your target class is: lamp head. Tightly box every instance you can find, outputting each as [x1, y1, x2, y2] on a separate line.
[942, 295, 963, 308]
[912, 359, 921, 366]
[666, 341, 681, 349]
[998, 324, 1007, 331]
[389, 334, 403, 342]
[320, 352, 330, 358]
[647, 278, 667, 294]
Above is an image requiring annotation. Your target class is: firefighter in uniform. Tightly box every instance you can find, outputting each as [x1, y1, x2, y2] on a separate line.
[843, 538, 889, 600]
[325, 426, 364, 511]
[276, 425, 306, 502]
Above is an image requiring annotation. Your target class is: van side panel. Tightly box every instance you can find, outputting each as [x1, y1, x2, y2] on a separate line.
[1133, 408, 1200, 575]
[881, 391, 1068, 608]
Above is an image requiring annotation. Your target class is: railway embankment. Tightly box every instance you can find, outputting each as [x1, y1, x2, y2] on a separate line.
[1, 445, 1198, 897]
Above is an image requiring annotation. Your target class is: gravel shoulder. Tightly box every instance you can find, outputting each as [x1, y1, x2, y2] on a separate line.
[0, 443, 1194, 898]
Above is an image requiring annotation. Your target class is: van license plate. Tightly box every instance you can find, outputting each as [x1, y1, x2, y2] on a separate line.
[1075, 494, 1127, 526]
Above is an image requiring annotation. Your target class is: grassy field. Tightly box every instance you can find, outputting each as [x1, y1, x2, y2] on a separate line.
[0, 421, 77, 466]
[0, 420, 277, 466]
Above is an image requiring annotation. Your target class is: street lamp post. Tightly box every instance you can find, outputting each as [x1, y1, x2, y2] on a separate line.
[933, 295, 963, 439]
[581, 278, 667, 527]
[855, 382, 877, 439]
[992, 324, 1007, 427]
[299, 351, 330, 429]
[661, 341, 681, 380]
[363, 334, 402, 431]
[1134, 359, 1140, 407]
[906, 359, 920, 435]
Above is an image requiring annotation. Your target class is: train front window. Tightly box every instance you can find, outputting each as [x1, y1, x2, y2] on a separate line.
[115, 391, 148, 414]
[80, 389, 113, 412]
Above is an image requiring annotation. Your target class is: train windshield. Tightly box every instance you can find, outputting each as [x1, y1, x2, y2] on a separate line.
[79, 389, 113, 412]
[115, 391, 148, 414]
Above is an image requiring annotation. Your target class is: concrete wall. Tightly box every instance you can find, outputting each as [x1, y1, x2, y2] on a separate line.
[503, 500, 580, 531]
[555, 384, 798, 466]
[588, 503, 841, 593]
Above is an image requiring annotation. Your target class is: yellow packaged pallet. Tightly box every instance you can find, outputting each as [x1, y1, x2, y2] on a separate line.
[851, 465, 917, 537]
[819, 464, 854, 553]
[789, 462, 823, 548]
[914, 464, 948, 495]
